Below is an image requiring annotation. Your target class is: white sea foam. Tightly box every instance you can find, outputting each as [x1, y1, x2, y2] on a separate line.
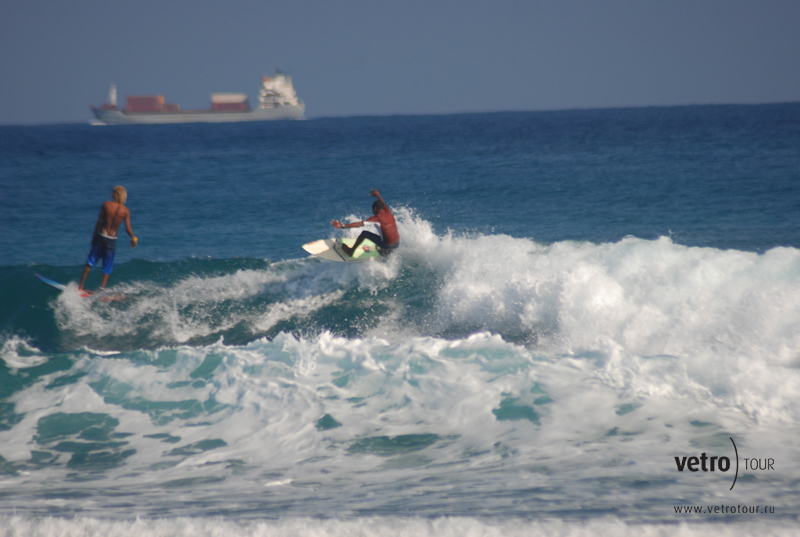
[0, 336, 49, 369]
[52, 265, 349, 343]
[393, 212, 800, 423]
[253, 290, 345, 332]
[1, 515, 798, 537]
[1, 330, 797, 520]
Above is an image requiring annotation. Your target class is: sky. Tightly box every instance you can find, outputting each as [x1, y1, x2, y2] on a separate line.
[1, 0, 799, 125]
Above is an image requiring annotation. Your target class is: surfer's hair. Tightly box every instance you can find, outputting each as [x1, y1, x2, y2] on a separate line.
[372, 200, 386, 214]
[112, 186, 127, 204]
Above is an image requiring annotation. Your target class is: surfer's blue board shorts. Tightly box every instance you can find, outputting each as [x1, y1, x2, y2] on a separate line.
[86, 234, 117, 274]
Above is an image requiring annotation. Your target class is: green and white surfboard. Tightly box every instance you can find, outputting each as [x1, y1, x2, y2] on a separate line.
[302, 238, 383, 263]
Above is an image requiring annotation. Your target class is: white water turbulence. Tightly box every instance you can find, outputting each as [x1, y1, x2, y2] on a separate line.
[2, 211, 800, 533]
[1, 515, 798, 537]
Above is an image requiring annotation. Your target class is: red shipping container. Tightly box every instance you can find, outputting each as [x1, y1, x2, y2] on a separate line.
[127, 95, 164, 104]
[126, 95, 164, 106]
[126, 104, 163, 113]
[162, 104, 180, 112]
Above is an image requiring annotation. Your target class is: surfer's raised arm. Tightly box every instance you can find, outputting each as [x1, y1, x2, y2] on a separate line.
[370, 189, 386, 206]
[331, 189, 389, 230]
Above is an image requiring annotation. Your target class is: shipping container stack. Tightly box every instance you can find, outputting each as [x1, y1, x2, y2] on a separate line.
[210, 93, 250, 112]
[125, 95, 179, 113]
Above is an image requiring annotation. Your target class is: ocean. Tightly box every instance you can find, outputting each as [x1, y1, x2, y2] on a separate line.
[0, 105, 799, 536]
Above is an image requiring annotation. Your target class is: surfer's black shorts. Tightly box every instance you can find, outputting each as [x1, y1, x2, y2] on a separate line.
[86, 234, 117, 274]
[358, 231, 399, 256]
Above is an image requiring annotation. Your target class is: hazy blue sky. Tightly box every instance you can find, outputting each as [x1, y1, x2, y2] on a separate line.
[2, 0, 799, 125]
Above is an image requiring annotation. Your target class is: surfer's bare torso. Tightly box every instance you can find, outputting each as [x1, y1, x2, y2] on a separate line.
[96, 201, 132, 238]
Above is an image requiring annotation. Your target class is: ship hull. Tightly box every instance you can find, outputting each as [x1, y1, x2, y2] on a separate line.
[91, 105, 305, 125]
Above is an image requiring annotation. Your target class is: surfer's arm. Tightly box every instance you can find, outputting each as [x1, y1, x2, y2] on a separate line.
[331, 219, 364, 229]
[370, 189, 386, 206]
[124, 212, 137, 248]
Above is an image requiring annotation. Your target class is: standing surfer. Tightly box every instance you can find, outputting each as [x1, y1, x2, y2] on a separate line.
[331, 189, 400, 256]
[79, 186, 137, 291]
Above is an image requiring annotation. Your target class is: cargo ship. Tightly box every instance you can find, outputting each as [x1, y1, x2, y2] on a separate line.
[91, 72, 304, 125]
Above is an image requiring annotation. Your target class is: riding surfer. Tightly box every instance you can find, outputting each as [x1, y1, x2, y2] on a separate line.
[331, 189, 400, 257]
[79, 185, 137, 291]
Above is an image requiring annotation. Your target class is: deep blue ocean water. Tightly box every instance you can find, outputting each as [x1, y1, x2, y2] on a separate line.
[1, 105, 799, 536]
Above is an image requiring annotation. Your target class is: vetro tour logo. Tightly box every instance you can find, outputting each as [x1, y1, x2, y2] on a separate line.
[674, 437, 739, 490]
[673, 437, 775, 491]
[674, 452, 732, 472]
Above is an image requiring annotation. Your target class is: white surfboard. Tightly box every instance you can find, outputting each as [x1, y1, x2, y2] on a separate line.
[302, 238, 383, 263]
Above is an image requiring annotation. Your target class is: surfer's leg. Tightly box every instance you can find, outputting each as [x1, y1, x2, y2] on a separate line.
[102, 247, 116, 276]
[79, 264, 92, 290]
[80, 238, 102, 290]
[341, 242, 356, 256]
[342, 232, 366, 256]
[343, 231, 382, 256]
[95, 239, 115, 290]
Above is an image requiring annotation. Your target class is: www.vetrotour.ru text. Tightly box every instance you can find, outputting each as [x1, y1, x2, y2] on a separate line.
[674, 505, 776, 515]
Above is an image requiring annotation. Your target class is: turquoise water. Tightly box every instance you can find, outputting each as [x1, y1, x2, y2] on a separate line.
[1, 105, 799, 535]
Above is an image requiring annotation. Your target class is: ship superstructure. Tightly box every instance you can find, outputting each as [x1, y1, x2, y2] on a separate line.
[259, 74, 302, 108]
